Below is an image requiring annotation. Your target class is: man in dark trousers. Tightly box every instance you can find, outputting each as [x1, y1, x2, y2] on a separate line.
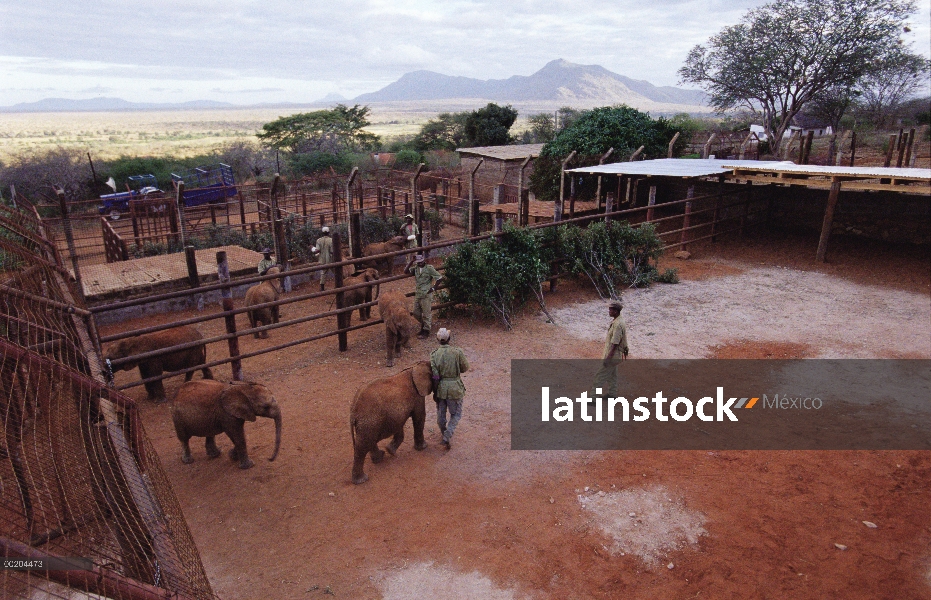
[593, 299, 629, 398]
[430, 328, 470, 449]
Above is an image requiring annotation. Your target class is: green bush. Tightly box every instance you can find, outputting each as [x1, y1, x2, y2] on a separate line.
[287, 151, 354, 176]
[394, 149, 423, 169]
[657, 268, 680, 284]
[558, 220, 665, 299]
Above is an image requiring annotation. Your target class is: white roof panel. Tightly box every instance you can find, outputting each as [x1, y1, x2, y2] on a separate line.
[566, 158, 794, 178]
[456, 144, 545, 161]
[726, 163, 931, 181]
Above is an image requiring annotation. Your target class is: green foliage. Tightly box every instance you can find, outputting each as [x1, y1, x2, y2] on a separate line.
[410, 112, 470, 152]
[530, 106, 683, 201]
[441, 224, 549, 329]
[463, 103, 518, 147]
[422, 208, 446, 239]
[287, 151, 354, 176]
[657, 268, 680, 284]
[257, 105, 379, 154]
[394, 149, 424, 169]
[360, 212, 405, 246]
[558, 221, 665, 300]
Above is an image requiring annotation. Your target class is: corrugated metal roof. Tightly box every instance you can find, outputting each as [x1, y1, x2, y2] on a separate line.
[566, 158, 795, 177]
[726, 163, 931, 181]
[457, 144, 545, 161]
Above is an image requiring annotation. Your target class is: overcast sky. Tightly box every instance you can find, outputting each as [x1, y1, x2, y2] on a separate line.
[1, 0, 929, 106]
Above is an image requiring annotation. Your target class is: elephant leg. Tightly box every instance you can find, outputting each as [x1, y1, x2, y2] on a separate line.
[386, 428, 404, 456]
[201, 366, 214, 380]
[412, 405, 427, 451]
[184, 370, 194, 382]
[226, 426, 254, 469]
[370, 447, 386, 463]
[140, 363, 166, 402]
[178, 435, 194, 464]
[249, 312, 260, 339]
[351, 445, 369, 484]
[273, 306, 280, 324]
[205, 436, 221, 459]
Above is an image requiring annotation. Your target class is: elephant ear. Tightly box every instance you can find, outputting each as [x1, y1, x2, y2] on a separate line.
[221, 384, 257, 422]
[411, 362, 433, 397]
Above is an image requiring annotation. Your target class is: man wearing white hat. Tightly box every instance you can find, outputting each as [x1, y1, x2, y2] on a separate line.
[430, 328, 469, 449]
[311, 226, 334, 291]
[593, 299, 629, 398]
[406, 254, 442, 338]
[257, 248, 275, 275]
[402, 213, 419, 249]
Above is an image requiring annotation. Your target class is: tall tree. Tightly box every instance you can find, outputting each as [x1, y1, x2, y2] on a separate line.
[410, 111, 470, 152]
[463, 103, 518, 147]
[856, 49, 931, 128]
[679, 0, 918, 154]
[257, 104, 379, 153]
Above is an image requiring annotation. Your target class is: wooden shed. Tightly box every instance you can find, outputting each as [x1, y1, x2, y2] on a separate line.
[457, 144, 544, 203]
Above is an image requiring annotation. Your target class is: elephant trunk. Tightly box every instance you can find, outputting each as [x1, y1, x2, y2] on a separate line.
[269, 412, 282, 462]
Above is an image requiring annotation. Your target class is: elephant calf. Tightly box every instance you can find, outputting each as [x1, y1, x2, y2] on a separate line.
[104, 325, 213, 403]
[172, 379, 282, 470]
[378, 291, 421, 367]
[350, 361, 434, 484]
[362, 236, 407, 275]
[244, 266, 281, 338]
[342, 268, 380, 325]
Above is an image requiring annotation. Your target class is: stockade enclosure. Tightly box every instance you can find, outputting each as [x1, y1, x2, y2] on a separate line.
[0, 198, 217, 599]
[87, 175, 768, 398]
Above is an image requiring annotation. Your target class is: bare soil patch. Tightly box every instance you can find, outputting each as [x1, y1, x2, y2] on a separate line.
[100, 230, 931, 599]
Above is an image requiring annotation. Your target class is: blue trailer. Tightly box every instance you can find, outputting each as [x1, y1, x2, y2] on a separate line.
[170, 163, 237, 207]
[98, 174, 162, 220]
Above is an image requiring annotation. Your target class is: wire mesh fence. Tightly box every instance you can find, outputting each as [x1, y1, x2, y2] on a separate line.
[1, 196, 217, 600]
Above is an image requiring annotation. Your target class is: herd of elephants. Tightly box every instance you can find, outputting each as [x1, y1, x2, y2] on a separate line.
[103, 236, 439, 484]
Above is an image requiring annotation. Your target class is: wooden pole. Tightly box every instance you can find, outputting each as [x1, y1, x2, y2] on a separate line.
[238, 190, 247, 233]
[816, 178, 842, 262]
[346, 167, 359, 253]
[569, 173, 576, 217]
[848, 131, 857, 167]
[604, 191, 614, 224]
[217, 250, 243, 380]
[595, 147, 614, 211]
[739, 180, 752, 237]
[801, 130, 814, 165]
[185, 246, 199, 288]
[412, 163, 425, 246]
[667, 133, 680, 159]
[702, 133, 717, 159]
[559, 151, 576, 222]
[494, 209, 503, 236]
[884, 133, 897, 167]
[175, 181, 186, 247]
[738, 132, 754, 160]
[350, 212, 362, 259]
[629, 145, 645, 161]
[646, 185, 657, 222]
[469, 158, 484, 236]
[711, 174, 724, 242]
[333, 233, 348, 352]
[680, 186, 694, 250]
[517, 155, 532, 227]
[54, 187, 83, 297]
[903, 128, 916, 167]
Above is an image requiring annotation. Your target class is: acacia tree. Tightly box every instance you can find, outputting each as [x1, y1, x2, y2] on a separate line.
[856, 49, 931, 127]
[679, 0, 918, 155]
[257, 104, 379, 153]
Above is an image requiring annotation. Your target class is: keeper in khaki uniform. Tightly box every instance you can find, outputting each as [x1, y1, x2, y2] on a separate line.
[430, 328, 469, 449]
[406, 254, 442, 338]
[593, 299, 629, 398]
[311, 227, 334, 291]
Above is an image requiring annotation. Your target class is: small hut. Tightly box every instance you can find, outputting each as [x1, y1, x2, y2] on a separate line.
[457, 144, 544, 202]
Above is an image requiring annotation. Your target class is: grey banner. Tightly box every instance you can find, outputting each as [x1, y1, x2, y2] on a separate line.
[2, 557, 93, 571]
[510, 359, 931, 450]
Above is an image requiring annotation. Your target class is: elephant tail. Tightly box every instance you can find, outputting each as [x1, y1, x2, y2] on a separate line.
[350, 415, 358, 448]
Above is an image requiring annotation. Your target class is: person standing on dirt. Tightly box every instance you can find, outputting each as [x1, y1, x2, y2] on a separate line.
[431, 327, 469, 450]
[311, 227, 334, 292]
[257, 248, 275, 275]
[593, 299, 629, 398]
[406, 254, 442, 338]
[402, 213, 419, 249]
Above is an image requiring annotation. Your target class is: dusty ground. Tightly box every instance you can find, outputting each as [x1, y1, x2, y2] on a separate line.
[100, 228, 931, 600]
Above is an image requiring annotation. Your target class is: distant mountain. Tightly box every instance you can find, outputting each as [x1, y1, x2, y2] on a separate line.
[316, 92, 348, 103]
[354, 59, 706, 107]
[0, 97, 237, 112]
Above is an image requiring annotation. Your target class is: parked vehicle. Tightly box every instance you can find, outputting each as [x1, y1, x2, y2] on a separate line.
[99, 174, 163, 220]
[170, 163, 237, 207]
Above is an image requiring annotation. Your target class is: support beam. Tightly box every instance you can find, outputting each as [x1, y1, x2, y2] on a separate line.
[594, 147, 614, 210]
[468, 158, 484, 236]
[816, 178, 843, 263]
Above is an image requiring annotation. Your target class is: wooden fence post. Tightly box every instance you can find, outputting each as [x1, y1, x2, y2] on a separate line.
[185, 246, 199, 288]
[711, 174, 724, 242]
[848, 131, 857, 167]
[680, 186, 694, 250]
[594, 148, 614, 211]
[667, 133, 680, 159]
[468, 157, 484, 236]
[238, 190, 247, 233]
[816, 178, 842, 262]
[494, 209, 503, 237]
[517, 155, 532, 226]
[646, 186, 657, 222]
[559, 151, 576, 220]
[346, 167, 359, 254]
[333, 233, 348, 352]
[605, 192, 614, 224]
[217, 250, 243, 381]
[55, 188, 83, 298]
[350, 212, 362, 259]
[471, 199, 481, 235]
[902, 128, 915, 167]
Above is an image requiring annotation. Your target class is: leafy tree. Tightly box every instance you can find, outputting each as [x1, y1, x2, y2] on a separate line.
[257, 104, 379, 154]
[463, 103, 518, 147]
[410, 112, 470, 151]
[530, 106, 682, 201]
[804, 85, 860, 131]
[286, 150, 354, 176]
[855, 49, 931, 128]
[679, 0, 918, 155]
[520, 113, 557, 144]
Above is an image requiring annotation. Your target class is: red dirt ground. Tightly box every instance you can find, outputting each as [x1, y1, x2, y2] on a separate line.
[100, 229, 931, 600]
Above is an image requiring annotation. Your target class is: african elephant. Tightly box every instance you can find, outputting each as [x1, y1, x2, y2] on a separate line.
[171, 379, 282, 470]
[350, 361, 433, 484]
[378, 291, 421, 367]
[104, 326, 213, 403]
[342, 268, 380, 324]
[245, 266, 281, 338]
[362, 236, 407, 275]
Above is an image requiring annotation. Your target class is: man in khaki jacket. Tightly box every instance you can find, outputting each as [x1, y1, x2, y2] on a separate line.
[430, 328, 469, 449]
[311, 227, 334, 291]
[593, 299, 629, 398]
